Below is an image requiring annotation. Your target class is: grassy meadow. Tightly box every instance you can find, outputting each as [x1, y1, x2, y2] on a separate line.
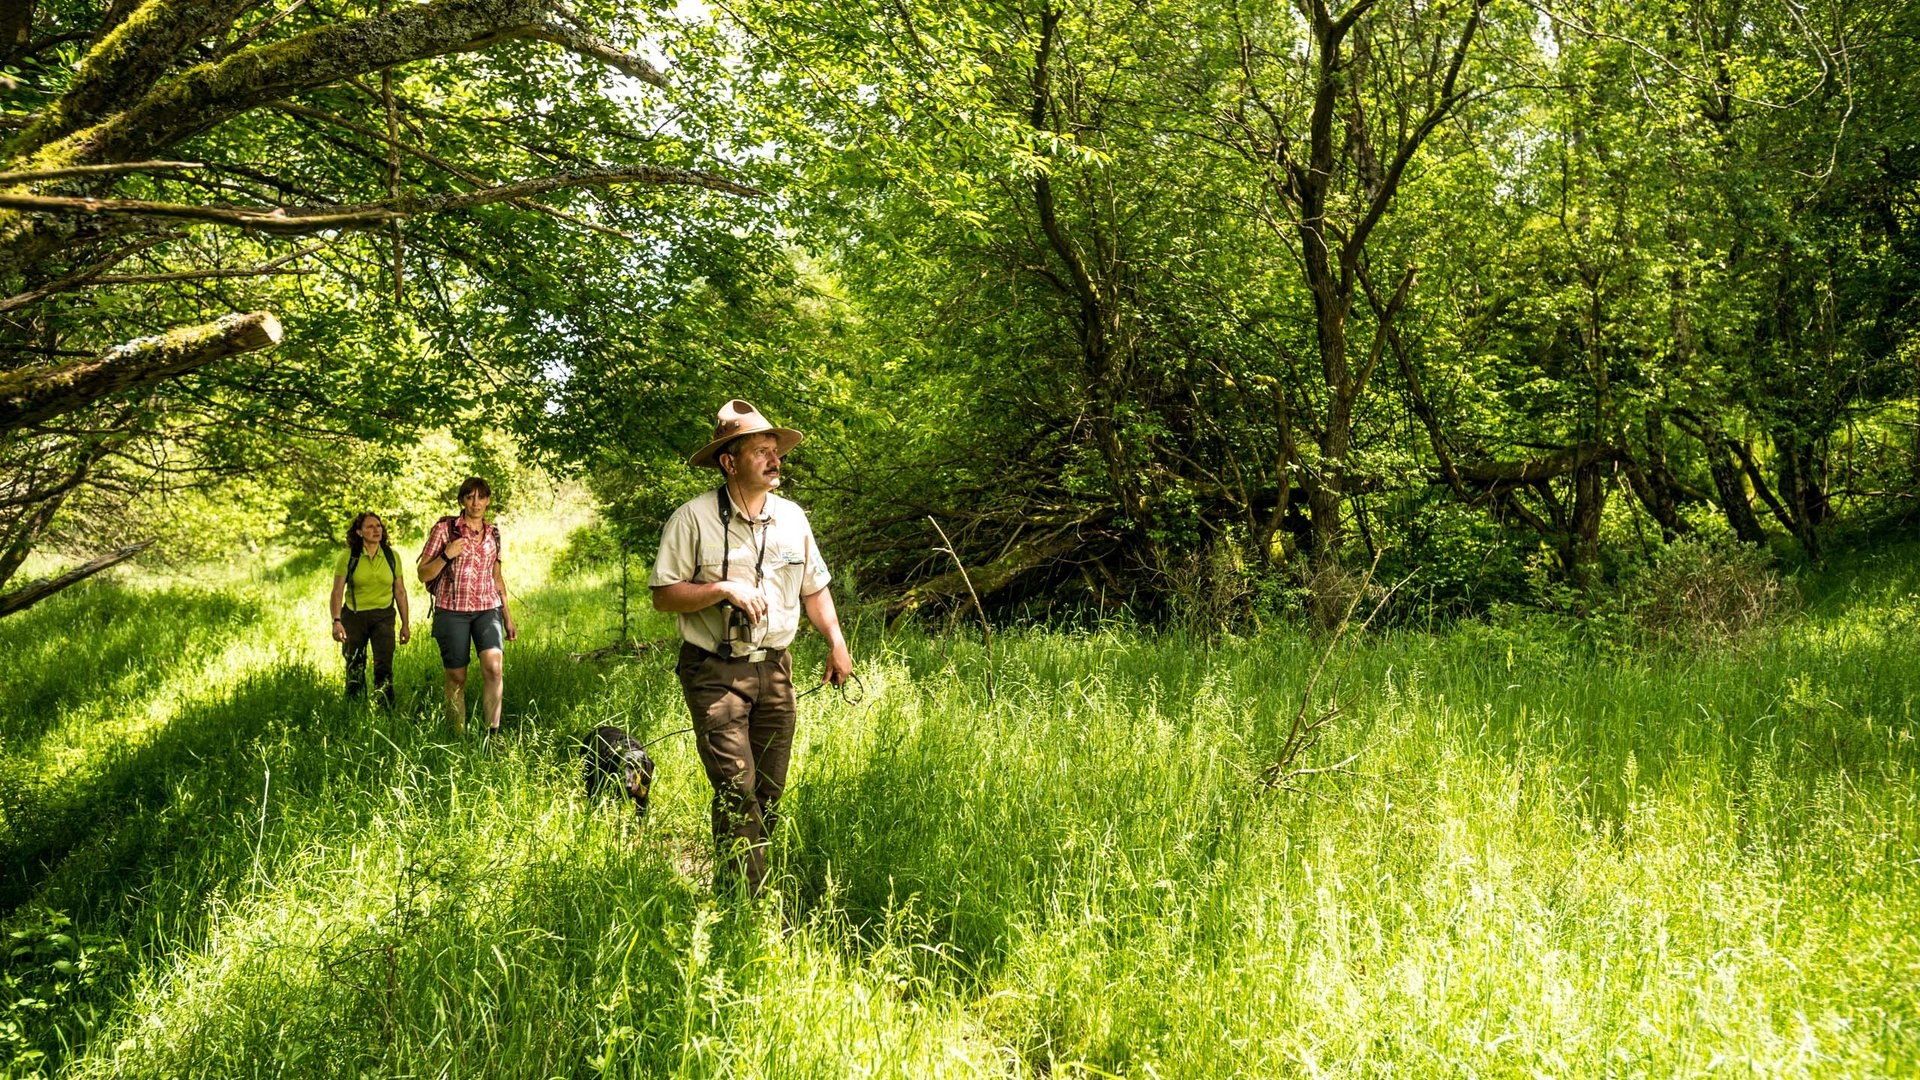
[2, 499, 1918, 1078]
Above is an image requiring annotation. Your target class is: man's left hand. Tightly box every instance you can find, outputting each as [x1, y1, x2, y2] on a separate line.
[822, 644, 853, 687]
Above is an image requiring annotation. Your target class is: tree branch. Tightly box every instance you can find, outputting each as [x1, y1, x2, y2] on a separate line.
[523, 19, 668, 89]
[0, 232, 181, 313]
[0, 160, 206, 183]
[0, 164, 763, 233]
[1450, 441, 1619, 486]
[0, 311, 283, 432]
[17, 0, 672, 173]
[271, 102, 641, 240]
[1347, 0, 1486, 258]
[0, 540, 156, 619]
[12, 0, 256, 158]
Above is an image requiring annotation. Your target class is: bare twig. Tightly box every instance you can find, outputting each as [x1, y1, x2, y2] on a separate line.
[928, 515, 995, 703]
[0, 166, 763, 233]
[0, 161, 206, 183]
[1256, 552, 1414, 792]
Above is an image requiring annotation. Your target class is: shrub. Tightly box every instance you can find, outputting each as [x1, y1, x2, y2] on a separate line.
[1302, 558, 1387, 632]
[1163, 540, 1256, 634]
[1617, 538, 1792, 648]
[552, 522, 622, 579]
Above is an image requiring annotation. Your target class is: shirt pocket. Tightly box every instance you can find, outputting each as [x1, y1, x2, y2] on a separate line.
[770, 544, 809, 599]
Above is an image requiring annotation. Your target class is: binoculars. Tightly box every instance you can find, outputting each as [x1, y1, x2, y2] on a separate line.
[719, 601, 753, 640]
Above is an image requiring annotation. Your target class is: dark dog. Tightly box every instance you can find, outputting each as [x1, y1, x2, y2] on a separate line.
[583, 725, 655, 817]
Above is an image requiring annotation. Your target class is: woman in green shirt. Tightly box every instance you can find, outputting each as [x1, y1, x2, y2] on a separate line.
[328, 512, 412, 706]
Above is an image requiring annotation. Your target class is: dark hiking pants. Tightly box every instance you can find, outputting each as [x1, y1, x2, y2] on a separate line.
[342, 605, 397, 707]
[675, 642, 796, 897]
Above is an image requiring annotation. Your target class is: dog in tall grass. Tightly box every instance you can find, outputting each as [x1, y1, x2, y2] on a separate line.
[584, 725, 654, 817]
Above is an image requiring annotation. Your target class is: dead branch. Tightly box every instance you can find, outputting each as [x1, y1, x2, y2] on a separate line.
[927, 515, 995, 702]
[0, 165, 764, 234]
[0, 539, 156, 618]
[1256, 553, 1411, 793]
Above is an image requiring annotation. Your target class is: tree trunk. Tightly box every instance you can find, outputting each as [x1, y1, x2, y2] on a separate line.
[1774, 431, 1826, 558]
[1565, 459, 1608, 585]
[1702, 432, 1766, 544]
[1623, 408, 1690, 539]
[0, 0, 32, 67]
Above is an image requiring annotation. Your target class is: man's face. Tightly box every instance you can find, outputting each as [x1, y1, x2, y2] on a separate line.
[724, 435, 784, 490]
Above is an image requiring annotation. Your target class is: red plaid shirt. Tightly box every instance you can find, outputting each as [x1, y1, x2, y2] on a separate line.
[424, 516, 503, 611]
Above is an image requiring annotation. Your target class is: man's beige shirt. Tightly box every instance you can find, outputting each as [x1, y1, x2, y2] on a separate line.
[649, 487, 831, 653]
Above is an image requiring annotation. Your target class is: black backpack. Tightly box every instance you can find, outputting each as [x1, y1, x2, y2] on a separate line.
[424, 516, 499, 612]
[344, 542, 398, 612]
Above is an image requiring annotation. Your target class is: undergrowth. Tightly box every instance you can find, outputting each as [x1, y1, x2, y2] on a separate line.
[1, 516, 1916, 1077]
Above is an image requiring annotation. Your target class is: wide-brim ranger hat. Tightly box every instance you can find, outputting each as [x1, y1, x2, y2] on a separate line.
[687, 399, 804, 469]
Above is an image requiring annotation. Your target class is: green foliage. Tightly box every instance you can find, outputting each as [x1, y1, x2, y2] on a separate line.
[1, 910, 128, 1074]
[551, 520, 621, 580]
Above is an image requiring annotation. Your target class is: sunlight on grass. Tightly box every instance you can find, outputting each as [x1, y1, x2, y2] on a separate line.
[3, 509, 1916, 1077]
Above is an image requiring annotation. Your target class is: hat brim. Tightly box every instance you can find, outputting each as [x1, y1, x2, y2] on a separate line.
[688, 426, 804, 469]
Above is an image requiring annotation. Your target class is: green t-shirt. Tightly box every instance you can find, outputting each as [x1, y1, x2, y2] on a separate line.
[334, 545, 399, 611]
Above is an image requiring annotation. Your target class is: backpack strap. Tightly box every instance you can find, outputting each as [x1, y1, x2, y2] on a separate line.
[425, 516, 495, 611]
[345, 545, 361, 612]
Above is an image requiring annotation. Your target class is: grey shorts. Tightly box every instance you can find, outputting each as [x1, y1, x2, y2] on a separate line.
[432, 607, 504, 670]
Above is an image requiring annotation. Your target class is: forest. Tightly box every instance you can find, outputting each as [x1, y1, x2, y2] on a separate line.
[1, 0, 1917, 1075]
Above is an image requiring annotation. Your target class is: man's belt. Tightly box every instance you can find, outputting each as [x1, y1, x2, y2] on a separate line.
[684, 641, 788, 664]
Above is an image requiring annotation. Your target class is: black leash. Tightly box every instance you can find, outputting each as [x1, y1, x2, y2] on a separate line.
[640, 674, 866, 750]
[797, 672, 866, 706]
[639, 725, 693, 750]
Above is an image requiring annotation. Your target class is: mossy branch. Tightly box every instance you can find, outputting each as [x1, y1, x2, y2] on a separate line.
[0, 311, 283, 432]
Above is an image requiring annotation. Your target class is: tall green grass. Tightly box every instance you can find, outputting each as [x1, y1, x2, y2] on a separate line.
[2, 517, 1916, 1077]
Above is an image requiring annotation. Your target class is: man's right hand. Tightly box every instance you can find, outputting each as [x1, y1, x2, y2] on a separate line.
[717, 580, 768, 622]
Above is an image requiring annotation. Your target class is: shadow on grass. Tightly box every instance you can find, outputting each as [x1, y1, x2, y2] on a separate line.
[0, 580, 260, 749]
[1, 662, 343, 913]
[0, 553, 721, 1074]
[0, 658, 556, 1073]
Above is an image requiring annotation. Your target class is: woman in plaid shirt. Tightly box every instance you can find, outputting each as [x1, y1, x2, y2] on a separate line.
[416, 477, 518, 736]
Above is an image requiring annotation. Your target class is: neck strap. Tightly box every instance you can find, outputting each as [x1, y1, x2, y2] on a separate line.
[715, 485, 768, 586]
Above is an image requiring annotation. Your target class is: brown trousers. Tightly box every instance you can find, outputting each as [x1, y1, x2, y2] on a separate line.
[675, 642, 796, 896]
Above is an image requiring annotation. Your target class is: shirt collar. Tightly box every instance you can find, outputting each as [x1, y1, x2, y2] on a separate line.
[724, 487, 776, 524]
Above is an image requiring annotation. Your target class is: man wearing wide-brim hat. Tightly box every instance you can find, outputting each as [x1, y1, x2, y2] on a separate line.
[650, 399, 854, 896]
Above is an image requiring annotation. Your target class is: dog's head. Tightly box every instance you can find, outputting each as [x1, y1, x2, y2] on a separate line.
[621, 748, 656, 815]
